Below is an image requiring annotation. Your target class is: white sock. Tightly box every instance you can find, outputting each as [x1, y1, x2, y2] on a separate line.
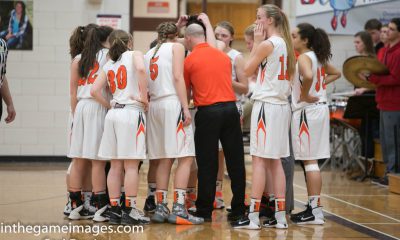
[309, 195, 321, 209]
[249, 198, 261, 213]
[126, 196, 137, 208]
[174, 189, 186, 205]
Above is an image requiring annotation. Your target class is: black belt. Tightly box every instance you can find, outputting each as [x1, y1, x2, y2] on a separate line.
[197, 101, 234, 110]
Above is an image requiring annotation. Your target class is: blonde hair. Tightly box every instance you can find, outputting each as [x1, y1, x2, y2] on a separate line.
[152, 22, 178, 59]
[259, 4, 296, 79]
[244, 24, 256, 39]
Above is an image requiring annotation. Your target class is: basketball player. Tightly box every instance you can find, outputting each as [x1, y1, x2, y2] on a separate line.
[64, 24, 99, 218]
[67, 25, 113, 220]
[290, 23, 341, 225]
[214, 21, 248, 210]
[231, 4, 296, 229]
[91, 29, 150, 225]
[144, 22, 204, 225]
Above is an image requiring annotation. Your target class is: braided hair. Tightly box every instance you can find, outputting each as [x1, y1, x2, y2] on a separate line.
[152, 22, 178, 59]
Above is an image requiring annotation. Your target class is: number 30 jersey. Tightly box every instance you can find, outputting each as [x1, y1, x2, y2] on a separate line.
[251, 36, 290, 105]
[103, 50, 141, 105]
[144, 42, 177, 101]
[77, 48, 109, 100]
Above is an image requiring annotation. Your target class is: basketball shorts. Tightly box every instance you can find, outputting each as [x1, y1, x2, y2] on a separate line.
[291, 104, 330, 160]
[68, 99, 107, 160]
[98, 105, 146, 160]
[147, 96, 195, 159]
[250, 100, 291, 159]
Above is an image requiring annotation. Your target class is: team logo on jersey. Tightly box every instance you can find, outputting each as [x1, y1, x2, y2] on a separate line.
[136, 112, 146, 150]
[259, 59, 268, 85]
[256, 103, 267, 148]
[298, 109, 310, 154]
[176, 109, 186, 152]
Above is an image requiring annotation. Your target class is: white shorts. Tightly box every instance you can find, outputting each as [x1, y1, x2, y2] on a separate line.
[147, 97, 195, 159]
[68, 99, 107, 160]
[291, 105, 330, 160]
[250, 101, 291, 159]
[98, 105, 146, 160]
[67, 112, 73, 154]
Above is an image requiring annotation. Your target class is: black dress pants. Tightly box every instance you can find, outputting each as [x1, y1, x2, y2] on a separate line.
[194, 101, 246, 217]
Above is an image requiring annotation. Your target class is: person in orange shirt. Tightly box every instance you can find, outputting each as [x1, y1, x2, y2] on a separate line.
[184, 20, 246, 223]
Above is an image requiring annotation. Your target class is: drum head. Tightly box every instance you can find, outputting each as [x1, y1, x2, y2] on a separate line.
[343, 56, 389, 89]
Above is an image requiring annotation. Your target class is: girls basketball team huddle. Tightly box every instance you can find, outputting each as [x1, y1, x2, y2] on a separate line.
[64, 4, 341, 230]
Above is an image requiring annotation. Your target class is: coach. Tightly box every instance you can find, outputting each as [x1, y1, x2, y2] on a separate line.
[184, 23, 246, 221]
[0, 38, 16, 124]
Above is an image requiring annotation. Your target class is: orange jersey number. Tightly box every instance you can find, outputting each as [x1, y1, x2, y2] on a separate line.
[107, 65, 127, 94]
[278, 55, 290, 81]
[150, 56, 159, 81]
[78, 61, 100, 86]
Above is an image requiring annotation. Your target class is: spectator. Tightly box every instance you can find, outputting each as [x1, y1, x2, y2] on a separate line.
[364, 18, 384, 53]
[354, 31, 375, 57]
[364, 18, 400, 186]
[377, 24, 389, 60]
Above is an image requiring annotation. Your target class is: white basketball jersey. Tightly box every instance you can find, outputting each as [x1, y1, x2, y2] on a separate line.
[144, 42, 177, 100]
[77, 48, 109, 100]
[227, 49, 242, 101]
[291, 51, 327, 111]
[251, 36, 290, 104]
[103, 51, 141, 106]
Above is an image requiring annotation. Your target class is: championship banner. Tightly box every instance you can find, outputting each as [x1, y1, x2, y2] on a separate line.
[296, 0, 400, 35]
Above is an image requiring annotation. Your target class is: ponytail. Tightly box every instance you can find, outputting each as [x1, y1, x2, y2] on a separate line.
[313, 28, 332, 65]
[79, 26, 113, 78]
[297, 23, 332, 65]
[260, 4, 295, 79]
[108, 30, 132, 62]
[69, 23, 100, 60]
[69, 26, 85, 59]
[79, 27, 101, 78]
[280, 11, 296, 80]
[152, 22, 178, 59]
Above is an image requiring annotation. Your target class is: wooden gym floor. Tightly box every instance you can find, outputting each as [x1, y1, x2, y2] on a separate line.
[0, 157, 399, 240]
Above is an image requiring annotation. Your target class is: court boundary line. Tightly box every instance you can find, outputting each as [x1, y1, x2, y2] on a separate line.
[294, 183, 400, 223]
[294, 198, 399, 240]
[241, 177, 400, 240]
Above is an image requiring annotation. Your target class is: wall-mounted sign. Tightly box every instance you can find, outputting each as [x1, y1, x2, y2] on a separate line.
[96, 14, 122, 29]
[147, 1, 170, 14]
